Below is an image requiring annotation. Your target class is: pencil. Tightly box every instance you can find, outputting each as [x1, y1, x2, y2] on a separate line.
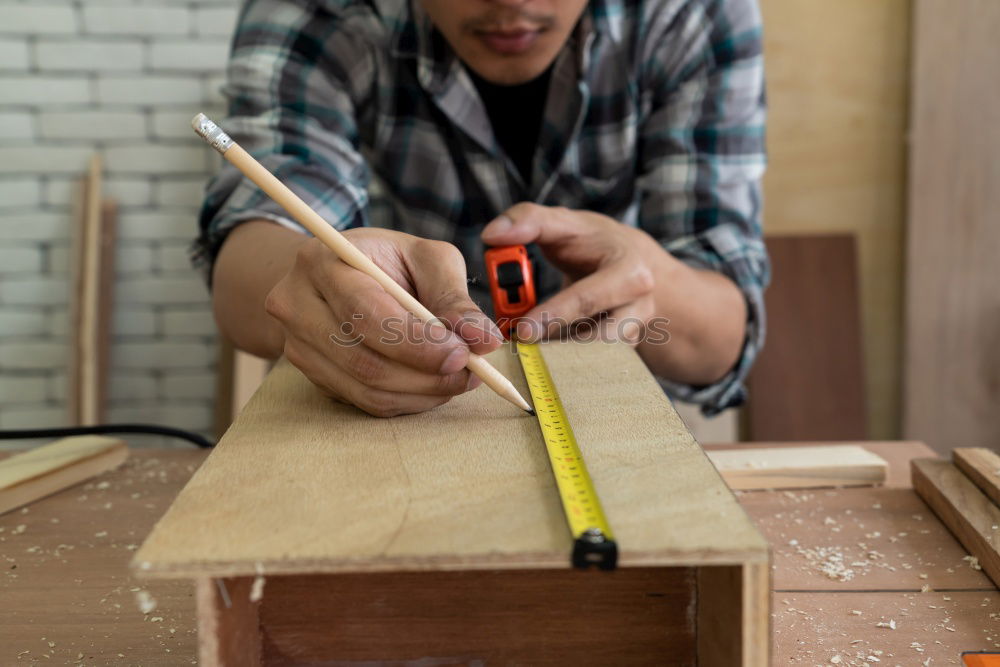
[191, 113, 533, 415]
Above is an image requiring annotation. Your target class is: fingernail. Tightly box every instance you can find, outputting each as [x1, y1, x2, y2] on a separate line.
[484, 215, 513, 236]
[460, 311, 503, 344]
[439, 347, 468, 374]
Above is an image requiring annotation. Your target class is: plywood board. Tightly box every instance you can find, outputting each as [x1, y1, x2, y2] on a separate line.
[0, 449, 205, 665]
[739, 487, 992, 591]
[698, 563, 771, 667]
[707, 445, 886, 490]
[773, 591, 1000, 664]
[135, 341, 767, 578]
[254, 568, 696, 664]
[758, 0, 911, 440]
[745, 235, 867, 441]
[903, 1, 1000, 454]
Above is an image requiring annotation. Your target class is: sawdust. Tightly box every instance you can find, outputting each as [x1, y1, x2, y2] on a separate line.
[0, 453, 204, 662]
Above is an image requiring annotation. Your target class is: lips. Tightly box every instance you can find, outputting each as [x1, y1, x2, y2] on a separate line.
[475, 28, 541, 55]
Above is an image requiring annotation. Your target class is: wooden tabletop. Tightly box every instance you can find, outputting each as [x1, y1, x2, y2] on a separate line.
[1, 441, 995, 665]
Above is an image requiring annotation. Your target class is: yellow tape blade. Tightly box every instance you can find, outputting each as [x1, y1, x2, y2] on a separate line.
[516, 342, 613, 541]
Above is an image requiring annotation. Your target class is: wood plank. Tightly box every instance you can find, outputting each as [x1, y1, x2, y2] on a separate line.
[707, 445, 887, 490]
[745, 235, 867, 441]
[698, 563, 770, 667]
[903, 1, 1000, 455]
[0, 449, 206, 665]
[955, 448, 1000, 508]
[257, 568, 695, 665]
[197, 578, 261, 667]
[704, 440, 936, 489]
[739, 487, 992, 591]
[0, 436, 128, 516]
[214, 341, 271, 439]
[68, 155, 115, 426]
[912, 458, 1000, 590]
[773, 591, 1000, 665]
[135, 341, 767, 578]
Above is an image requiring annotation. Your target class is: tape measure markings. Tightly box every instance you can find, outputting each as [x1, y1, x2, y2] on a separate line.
[516, 342, 618, 570]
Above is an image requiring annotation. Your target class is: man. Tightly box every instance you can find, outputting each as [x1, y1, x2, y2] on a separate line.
[195, 0, 768, 418]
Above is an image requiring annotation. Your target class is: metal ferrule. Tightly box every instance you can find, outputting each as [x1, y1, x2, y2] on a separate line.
[191, 113, 233, 154]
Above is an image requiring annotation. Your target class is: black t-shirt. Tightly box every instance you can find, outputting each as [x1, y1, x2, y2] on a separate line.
[467, 66, 553, 186]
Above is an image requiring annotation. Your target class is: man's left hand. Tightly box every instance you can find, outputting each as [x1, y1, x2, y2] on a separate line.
[481, 203, 666, 345]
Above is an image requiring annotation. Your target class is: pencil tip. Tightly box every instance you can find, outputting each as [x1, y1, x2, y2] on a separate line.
[525, 408, 536, 416]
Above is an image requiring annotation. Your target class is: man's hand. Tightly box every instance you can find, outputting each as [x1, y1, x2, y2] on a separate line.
[480, 203, 748, 386]
[264, 228, 503, 417]
[481, 203, 660, 344]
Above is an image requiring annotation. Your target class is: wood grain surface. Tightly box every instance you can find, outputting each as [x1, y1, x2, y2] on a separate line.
[745, 234, 867, 441]
[0, 449, 204, 665]
[0, 437, 128, 516]
[774, 591, 1000, 665]
[3, 442, 996, 664]
[707, 445, 886, 490]
[912, 458, 1000, 589]
[704, 441, 936, 489]
[257, 568, 696, 665]
[197, 577, 261, 667]
[134, 342, 767, 578]
[68, 155, 115, 427]
[698, 563, 771, 667]
[955, 448, 1000, 509]
[903, 0, 1000, 454]
[740, 487, 992, 592]
[759, 0, 911, 441]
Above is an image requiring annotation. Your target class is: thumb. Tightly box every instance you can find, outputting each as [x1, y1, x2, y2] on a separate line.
[409, 240, 504, 355]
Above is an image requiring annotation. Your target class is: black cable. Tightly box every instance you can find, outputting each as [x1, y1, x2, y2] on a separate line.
[0, 424, 214, 449]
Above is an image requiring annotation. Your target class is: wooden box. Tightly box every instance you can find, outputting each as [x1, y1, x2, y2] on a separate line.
[134, 342, 770, 665]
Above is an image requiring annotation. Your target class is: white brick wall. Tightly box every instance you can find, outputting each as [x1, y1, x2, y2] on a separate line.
[0, 0, 241, 449]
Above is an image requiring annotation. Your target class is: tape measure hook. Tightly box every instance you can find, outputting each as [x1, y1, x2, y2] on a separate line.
[572, 527, 619, 571]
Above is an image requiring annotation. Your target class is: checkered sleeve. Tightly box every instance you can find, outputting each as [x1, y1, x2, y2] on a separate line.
[192, 0, 378, 285]
[636, 0, 769, 415]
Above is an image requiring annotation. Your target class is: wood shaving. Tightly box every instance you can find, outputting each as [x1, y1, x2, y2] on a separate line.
[249, 575, 266, 602]
[964, 555, 982, 570]
[134, 589, 156, 614]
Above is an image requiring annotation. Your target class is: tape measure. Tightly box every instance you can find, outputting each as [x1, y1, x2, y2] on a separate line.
[485, 245, 618, 570]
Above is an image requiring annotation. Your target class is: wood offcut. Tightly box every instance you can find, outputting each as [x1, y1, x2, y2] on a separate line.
[912, 458, 1000, 590]
[707, 445, 887, 490]
[0, 436, 128, 516]
[954, 447, 1000, 508]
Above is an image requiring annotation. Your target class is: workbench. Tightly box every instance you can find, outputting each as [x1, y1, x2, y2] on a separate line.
[0, 441, 995, 665]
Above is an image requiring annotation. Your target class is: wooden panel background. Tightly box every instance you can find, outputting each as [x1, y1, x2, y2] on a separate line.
[903, 0, 1000, 454]
[745, 235, 867, 441]
[758, 0, 911, 439]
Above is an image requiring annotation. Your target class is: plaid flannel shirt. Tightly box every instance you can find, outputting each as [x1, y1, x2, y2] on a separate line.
[195, 0, 769, 415]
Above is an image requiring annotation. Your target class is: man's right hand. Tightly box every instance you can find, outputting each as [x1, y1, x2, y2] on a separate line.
[261, 228, 504, 417]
